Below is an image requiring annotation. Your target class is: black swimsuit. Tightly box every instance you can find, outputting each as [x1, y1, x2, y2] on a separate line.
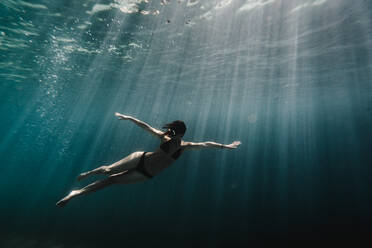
[134, 152, 154, 178]
[134, 139, 182, 179]
[160, 139, 182, 159]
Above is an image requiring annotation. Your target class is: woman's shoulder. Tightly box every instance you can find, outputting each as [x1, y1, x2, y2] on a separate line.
[180, 140, 188, 146]
[161, 136, 171, 143]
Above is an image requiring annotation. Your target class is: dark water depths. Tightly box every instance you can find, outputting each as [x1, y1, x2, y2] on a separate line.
[1, 0, 372, 247]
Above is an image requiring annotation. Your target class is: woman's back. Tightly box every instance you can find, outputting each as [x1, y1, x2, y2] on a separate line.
[145, 138, 184, 175]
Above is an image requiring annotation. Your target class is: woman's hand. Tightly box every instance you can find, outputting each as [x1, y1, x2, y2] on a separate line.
[115, 112, 131, 120]
[225, 141, 241, 149]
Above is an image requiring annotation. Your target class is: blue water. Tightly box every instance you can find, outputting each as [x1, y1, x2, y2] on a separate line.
[1, 0, 372, 247]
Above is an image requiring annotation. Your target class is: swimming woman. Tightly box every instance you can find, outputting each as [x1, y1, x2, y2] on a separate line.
[56, 112, 241, 207]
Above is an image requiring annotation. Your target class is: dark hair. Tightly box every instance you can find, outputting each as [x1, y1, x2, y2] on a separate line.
[162, 120, 186, 136]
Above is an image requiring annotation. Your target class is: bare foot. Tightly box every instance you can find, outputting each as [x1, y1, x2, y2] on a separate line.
[56, 197, 69, 207]
[56, 190, 80, 207]
[77, 172, 88, 181]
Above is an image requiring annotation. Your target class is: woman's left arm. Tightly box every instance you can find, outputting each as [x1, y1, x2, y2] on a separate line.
[183, 140, 241, 150]
[115, 112, 164, 138]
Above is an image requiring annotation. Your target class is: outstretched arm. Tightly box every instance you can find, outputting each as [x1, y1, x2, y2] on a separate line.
[183, 140, 241, 151]
[115, 112, 164, 138]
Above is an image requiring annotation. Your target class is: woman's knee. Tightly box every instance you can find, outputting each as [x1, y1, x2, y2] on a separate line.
[131, 151, 144, 158]
[97, 165, 110, 174]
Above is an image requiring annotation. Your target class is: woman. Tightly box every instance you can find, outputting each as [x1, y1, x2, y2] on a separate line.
[56, 112, 241, 207]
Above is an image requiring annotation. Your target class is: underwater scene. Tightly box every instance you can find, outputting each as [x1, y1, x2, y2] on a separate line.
[1, 0, 372, 247]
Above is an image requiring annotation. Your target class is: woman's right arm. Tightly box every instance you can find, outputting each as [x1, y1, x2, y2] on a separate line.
[115, 112, 164, 138]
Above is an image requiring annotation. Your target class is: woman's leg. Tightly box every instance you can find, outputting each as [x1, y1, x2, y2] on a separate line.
[56, 170, 148, 207]
[77, 151, 144, 181]
[56, 177, 114, 207]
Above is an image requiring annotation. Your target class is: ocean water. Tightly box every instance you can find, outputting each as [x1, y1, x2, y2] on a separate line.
[1, 0, 372, 247]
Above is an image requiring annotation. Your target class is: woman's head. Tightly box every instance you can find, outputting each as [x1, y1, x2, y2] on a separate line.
[163, 120, 186, 137]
